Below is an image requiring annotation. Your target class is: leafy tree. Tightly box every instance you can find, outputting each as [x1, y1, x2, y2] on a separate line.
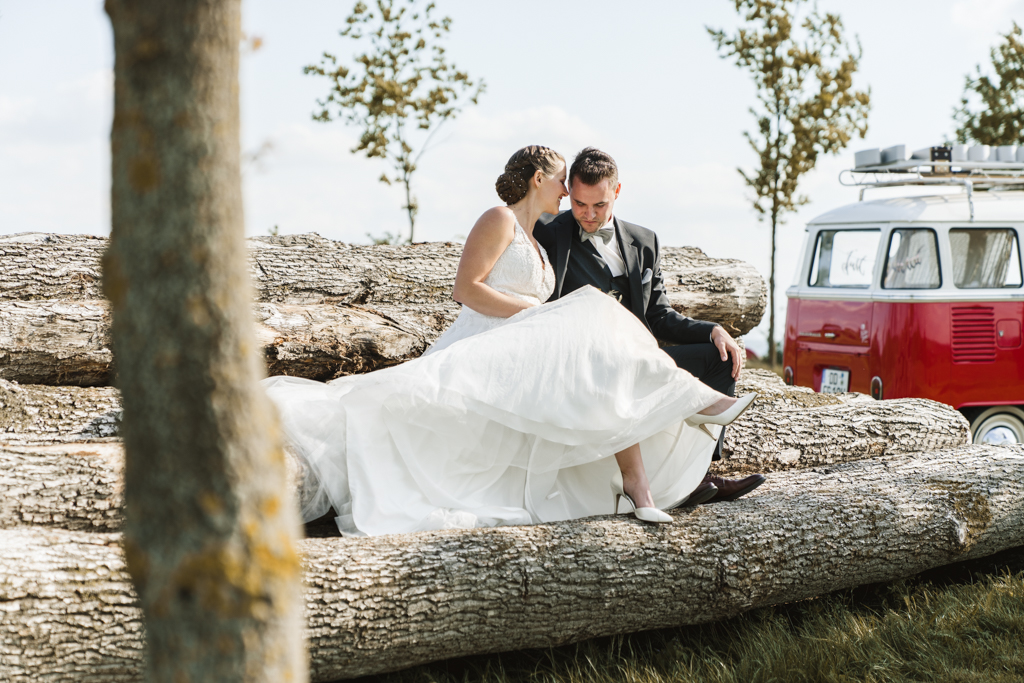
[954, 23, 1024, 146]
[709, 0, 870, 368]
[104, 1, 305, 680]
[306, 0, 485, 243]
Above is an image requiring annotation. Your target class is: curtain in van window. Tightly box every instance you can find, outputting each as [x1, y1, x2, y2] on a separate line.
[949, 229, 1023, 288]
[883, 229, 941, 289]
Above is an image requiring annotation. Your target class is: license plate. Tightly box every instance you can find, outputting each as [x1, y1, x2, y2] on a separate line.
[820, 369, 850, 394]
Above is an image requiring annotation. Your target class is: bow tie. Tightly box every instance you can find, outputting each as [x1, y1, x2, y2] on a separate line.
[581, 226, 615, 246]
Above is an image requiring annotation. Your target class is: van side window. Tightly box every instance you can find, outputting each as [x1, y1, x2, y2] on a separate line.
[808, 229, 879, 287]
[883, 228, 941, 289]
[949, 228, 1023, 289]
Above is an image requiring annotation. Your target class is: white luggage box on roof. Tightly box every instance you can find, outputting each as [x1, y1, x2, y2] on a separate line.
[854, 148, 881, 168]
[881, 145, 907, 163]
[968, 145, 990, 161]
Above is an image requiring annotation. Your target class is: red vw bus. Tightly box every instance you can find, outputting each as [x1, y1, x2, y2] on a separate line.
[784, 146, 1024, 444]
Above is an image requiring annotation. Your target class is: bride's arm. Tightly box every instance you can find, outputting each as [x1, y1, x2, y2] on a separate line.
[452, 208, 535, 318]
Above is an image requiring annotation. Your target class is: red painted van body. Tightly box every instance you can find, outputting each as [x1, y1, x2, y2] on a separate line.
[783, 191, 1024, 443]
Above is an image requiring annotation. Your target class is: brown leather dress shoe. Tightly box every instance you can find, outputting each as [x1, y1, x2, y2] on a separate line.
[702, 473, 766, 502]
[667, 481, 718, 509]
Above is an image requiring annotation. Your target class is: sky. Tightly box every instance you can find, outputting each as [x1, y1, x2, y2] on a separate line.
[1, 0, 1022, 354]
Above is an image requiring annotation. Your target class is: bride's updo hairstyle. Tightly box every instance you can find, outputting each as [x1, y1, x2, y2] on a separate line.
[495, 145, 565, 205]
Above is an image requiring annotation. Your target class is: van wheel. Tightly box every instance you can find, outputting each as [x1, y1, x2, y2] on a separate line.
[970, 406, 1024, 445]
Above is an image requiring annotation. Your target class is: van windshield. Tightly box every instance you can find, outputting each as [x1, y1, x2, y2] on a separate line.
[808, 229, 879, 287]
[950, 228, 1023, 288]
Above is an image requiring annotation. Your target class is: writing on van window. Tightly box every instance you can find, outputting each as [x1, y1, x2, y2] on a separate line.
[950, 228, 1023, 289]
[886, 254, 923, 275]
[809, 229, 879, 288]
[883, 229, 940, 289]
[841, 251, 869, 277]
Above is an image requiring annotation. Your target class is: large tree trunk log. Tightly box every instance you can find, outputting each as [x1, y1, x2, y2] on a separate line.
[0, 233, 765, 330]
[0, 372, 968, 537]
[0, 442, 123, 531]
[0, 370, 968, 541]
[256, 302, 454, 379]
[0, 392, 971, 533]
[0, 301, 112, 386]
[0, 529, 143, 682]
[0, 372, 824, 448]
[2, 444, 1022, 681]
[0, 284, 769, 387]
[0, 300, 451, 386]
[659, 246, 767, 335]
[720, 369, 971, 470]
[0, 380, 122, 444]
[722, 398, 970, 470]
[0, 234, 764, 385]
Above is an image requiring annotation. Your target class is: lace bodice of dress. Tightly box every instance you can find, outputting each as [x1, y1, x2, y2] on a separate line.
[422, 221, 555, 356]
[483, 221, 555, 307]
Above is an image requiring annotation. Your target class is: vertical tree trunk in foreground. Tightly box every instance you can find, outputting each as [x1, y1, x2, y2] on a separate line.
[103, 1, 306, 680]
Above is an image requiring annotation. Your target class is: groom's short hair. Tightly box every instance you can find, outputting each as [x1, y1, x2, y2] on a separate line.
[569, 147, 619, 189]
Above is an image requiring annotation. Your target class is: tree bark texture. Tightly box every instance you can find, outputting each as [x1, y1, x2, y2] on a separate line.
[104, 1, 305, 680]
[0, 301, 112, 386]
[1, 442, 123, 531]
[719, 369, 971, 471]
[658, 245, 767, 336]
[2, 444, 1022, 681]
[0, 232, 766, 328]
[0, 299, 451, 386]
[0, 379, 121, 445]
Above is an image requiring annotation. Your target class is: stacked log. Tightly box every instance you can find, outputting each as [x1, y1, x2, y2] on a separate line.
[0, 233, 766, 385]
[4, 444, 1022, 681]
[722, 370, 972, 471]
[4, 235, 1013, 682]
[0, 379, 121, 445]
[0, 372, 972, 534]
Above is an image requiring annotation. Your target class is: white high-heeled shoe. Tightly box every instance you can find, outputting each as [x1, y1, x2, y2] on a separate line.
[611, 471, 672, 524]
[685, 392, 757, 439]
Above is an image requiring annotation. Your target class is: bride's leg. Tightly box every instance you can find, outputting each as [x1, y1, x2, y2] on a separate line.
[614, 443, 656, 509]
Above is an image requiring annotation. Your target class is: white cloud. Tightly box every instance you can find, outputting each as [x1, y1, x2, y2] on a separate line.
[56, 69, 114, 106]
[950, 0, 1023, 41]
[0, 96, 35, 126]
[0, 69, 114, 236]
[242, 105, 607, 243]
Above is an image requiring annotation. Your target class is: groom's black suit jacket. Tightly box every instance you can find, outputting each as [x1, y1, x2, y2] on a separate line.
[534, 210, 718, 344]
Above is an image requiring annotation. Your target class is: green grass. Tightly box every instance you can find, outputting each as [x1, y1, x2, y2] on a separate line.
[358, 549, 1024, 683]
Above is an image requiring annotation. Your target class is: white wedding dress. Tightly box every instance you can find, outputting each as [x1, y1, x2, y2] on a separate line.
[263, 222, 722, 537]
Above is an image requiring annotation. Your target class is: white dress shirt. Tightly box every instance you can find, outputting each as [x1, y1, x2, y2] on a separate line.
[586, 217, 628, 277]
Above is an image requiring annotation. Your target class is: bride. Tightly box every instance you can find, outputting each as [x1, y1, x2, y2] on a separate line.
[263, 145, 754, 537]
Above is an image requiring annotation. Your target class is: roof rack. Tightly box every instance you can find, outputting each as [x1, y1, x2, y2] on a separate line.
[838, 145, 1024, 222]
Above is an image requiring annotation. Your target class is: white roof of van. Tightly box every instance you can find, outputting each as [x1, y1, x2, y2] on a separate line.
[808, 190, 1024, 225]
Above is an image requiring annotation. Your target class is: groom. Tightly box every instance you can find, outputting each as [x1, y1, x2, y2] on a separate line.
[534, 147, 765, 504]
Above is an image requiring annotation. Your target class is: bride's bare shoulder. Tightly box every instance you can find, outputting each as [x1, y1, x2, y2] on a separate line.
[467, 207, 516, 244]
[475, 206, 515, 228]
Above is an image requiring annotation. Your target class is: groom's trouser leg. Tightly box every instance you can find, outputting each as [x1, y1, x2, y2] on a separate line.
[662, 343, 735, 461]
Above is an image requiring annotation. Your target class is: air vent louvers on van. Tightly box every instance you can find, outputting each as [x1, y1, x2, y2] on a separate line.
[951, 306, 997, 363]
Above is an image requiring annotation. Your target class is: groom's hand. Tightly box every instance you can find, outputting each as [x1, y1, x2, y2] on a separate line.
[711, 326, 744, 380]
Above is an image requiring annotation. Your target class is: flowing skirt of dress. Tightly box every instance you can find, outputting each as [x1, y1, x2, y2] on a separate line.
[263, 286, 722, 537]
